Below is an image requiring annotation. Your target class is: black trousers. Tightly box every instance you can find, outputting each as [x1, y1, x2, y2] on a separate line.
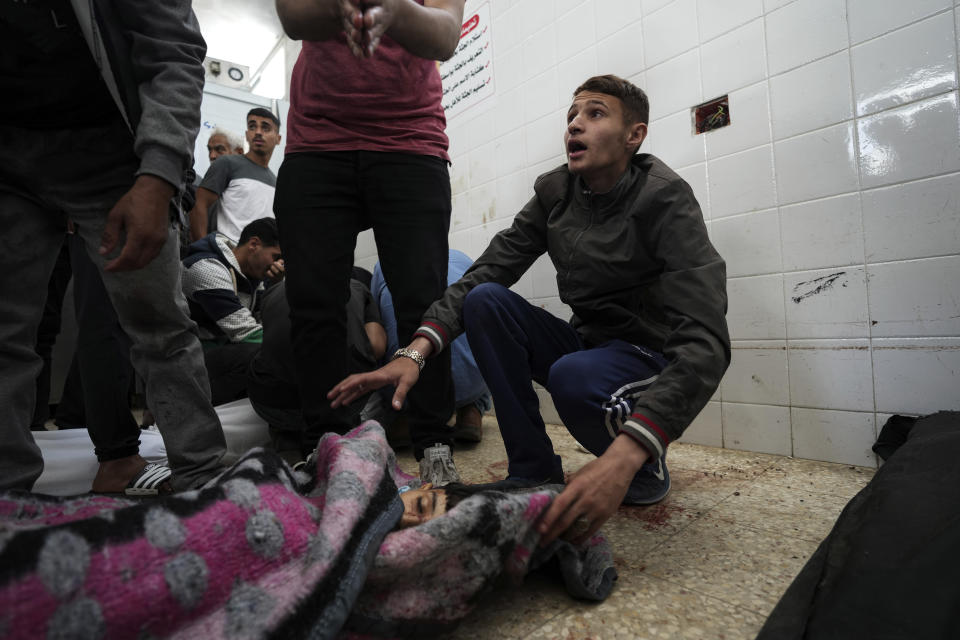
[204, 342, 260, 406]
[274, 151, 454, 458]
[68, 232, 140, 461]
[32, 240, 72, 429]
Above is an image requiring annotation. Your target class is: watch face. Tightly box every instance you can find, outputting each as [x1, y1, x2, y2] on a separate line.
[228, 67, 244, 82]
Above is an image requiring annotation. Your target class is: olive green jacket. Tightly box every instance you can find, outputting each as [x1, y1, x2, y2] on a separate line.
[417, 154, 730, 458]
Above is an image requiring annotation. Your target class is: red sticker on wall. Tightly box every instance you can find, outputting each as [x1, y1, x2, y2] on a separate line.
[460, 14, 479, 39]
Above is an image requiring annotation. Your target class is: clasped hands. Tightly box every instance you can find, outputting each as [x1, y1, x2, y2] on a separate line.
[338, 0, 400, 58]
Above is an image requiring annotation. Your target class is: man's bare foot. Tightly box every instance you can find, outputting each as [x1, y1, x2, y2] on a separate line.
[91, 454, 172, 495]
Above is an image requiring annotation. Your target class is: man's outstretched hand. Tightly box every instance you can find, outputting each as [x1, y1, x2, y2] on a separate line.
[100, 174, 174, 272]
[328, 356, 420, 409]
[537, 435, 650, 546]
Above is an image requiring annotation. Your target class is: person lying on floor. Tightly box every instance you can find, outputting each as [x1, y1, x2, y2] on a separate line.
[330, 74, 730, 546]
[0, 421, 615, 639]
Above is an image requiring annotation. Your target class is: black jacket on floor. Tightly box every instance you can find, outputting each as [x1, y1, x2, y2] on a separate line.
[756, 411, 960, 640]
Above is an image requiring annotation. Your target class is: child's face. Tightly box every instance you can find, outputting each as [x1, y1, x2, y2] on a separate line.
[564, 92, 646, 192]
[398, 484, 449, 528]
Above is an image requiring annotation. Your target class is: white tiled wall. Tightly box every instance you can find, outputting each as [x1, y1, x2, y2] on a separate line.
[353, 0, 960, 468]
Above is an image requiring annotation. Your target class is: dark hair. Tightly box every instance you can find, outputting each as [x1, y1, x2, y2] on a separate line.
[442, 482, 483, 510]
[440, 480, 563, 510]
[238, 217, 280, 247]
[247, 107, 280, 128]
[574, 74, 649, 126]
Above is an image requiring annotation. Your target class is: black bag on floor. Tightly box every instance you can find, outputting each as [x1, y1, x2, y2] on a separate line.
[756, 411, 960, 640]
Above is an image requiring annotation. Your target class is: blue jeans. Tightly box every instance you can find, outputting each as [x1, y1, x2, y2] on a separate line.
[371, 249, 492, 413]
[463, 283, 666, 481]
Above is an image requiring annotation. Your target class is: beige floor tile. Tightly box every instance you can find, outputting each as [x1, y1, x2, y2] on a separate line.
[641, 519, 819, 614]
[704, 480, 850, 542]
[521, 573, 765, 640]
[394, 416, 861, 637]
[760, 456, 875, 498]
[603, 468, 752, 565]
[394, 416, 511, 483]
[441, 571, 580, 640]
[666, 467, 758, 511]
[600, 508, 678, 567]
[546, 423, 600, 474]
[667, 443, 780, 478]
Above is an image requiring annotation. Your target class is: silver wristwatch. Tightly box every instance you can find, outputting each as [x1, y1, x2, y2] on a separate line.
[392, 347, 425, 372]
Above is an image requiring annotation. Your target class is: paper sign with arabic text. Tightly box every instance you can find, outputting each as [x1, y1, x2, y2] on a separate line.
[439, 2, 494, 120]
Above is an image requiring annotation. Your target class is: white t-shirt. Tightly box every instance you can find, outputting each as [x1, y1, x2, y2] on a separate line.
[199, 154, 276, 244]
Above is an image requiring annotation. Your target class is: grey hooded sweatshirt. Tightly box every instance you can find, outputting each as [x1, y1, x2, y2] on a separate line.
[69, 0, 206, 189]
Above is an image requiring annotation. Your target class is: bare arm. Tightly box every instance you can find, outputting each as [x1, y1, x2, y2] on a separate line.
[361, 0, 464, 60]
[276, 0, 363, 47]
[277, 0, 464, 60]
[189, 187, 219, 242]
[365, 321, 388, 361]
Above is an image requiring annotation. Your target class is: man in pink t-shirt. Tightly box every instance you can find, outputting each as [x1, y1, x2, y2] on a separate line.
[274, 0, 465, 484]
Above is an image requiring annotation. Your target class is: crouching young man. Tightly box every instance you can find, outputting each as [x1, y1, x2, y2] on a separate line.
[329, 75, 730, 544]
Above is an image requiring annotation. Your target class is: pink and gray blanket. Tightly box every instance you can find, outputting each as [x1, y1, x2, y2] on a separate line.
[0, 422, 616, 639]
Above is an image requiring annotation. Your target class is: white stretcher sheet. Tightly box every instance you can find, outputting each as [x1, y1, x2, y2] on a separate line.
[32, 398, 270, 496]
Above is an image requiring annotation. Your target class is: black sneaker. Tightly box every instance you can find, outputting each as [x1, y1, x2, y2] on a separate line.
[623, 455, 670, 505]
[471, 464, 566, 493]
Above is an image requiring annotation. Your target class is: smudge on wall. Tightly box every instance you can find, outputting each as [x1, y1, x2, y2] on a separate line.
[791, 271, 847, 304]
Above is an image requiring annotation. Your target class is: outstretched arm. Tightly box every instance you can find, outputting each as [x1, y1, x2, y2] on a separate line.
[329, 180, 554, 410]
[329, 336, 433, 410]
[365, 322, 388, 361]
[188, 187, 219, 243]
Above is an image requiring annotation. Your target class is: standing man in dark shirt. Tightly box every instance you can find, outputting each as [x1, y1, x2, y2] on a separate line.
[274, 0, 466, 485]
[0, 0, 227, 492]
